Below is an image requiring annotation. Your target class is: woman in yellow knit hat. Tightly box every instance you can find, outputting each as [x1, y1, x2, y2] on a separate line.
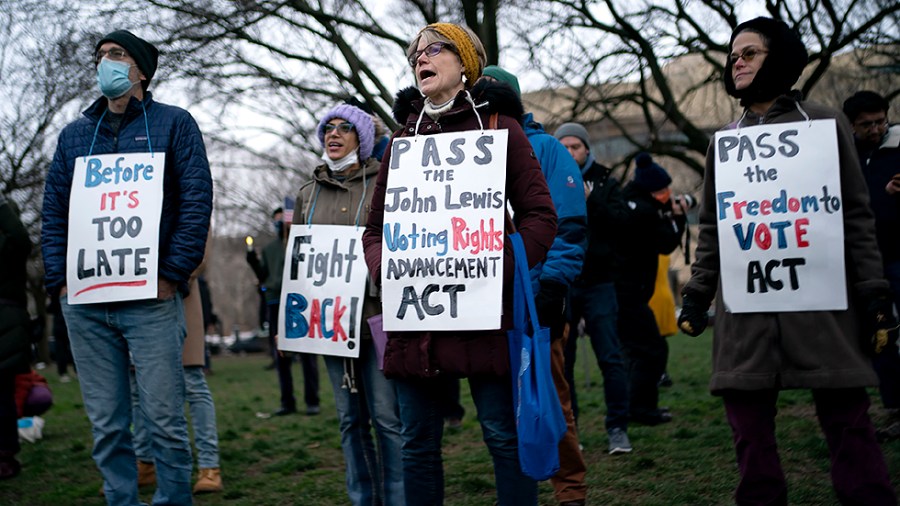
[362, 22, 557, 506]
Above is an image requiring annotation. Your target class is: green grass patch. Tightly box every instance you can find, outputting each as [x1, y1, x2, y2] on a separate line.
[2, 331, 899, 504]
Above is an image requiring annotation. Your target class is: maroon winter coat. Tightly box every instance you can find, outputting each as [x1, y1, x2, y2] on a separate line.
[362, 80, 557, 379]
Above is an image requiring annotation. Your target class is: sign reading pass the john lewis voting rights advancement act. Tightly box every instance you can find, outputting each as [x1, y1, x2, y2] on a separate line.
[66, 153, 164, 304]
[714, 119, 845, 313]
[278, 225, 368, 358]
[381, 129, 509, 331]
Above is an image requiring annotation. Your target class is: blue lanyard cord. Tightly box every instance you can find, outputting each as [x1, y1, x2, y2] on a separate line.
[306, 183, 322, 226]
[86, 109, 109, 159]
[141, 101, 154, 156]
[85, 101, 154, 159]
[353, 170, 370, 227]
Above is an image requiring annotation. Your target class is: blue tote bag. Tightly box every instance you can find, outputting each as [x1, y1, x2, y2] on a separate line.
[507, 231, 567, 481]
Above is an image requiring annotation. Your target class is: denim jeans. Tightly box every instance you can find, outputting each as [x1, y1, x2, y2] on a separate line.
[565, 281, 630, 429]
[133, 366, 220, 469]
[395, 374, 537, 506]
[325, 340, 404, 506]
[62, 294, 192, 506]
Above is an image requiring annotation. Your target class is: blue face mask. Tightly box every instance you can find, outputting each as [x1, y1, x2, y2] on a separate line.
[97, 59, 138, 99]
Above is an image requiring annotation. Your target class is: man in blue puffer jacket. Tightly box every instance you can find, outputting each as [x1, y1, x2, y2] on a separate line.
[41, 30, 211, 506]
[482, 66, 589, 506]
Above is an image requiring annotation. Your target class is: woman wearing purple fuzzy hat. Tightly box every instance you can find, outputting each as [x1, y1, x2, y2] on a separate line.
[292, 103, 404, 505]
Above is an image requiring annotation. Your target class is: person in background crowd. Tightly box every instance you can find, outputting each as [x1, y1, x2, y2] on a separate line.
[0, 195, 32, 480]
[679, 17, 897, 505]
[251, 207, 283, 370]
[649, 254, 678, 388]
[649, 255, 678, 338]
[553, 122, 632, 453]
[41, 29, 213, 505]
[363, 22, 557, 506]
[481, 65, 590, 506]
[246, 207, 321, 416]
[197, 274, 217, 371]
[294, 102, 404, 506]
[617, 153, 686, 426]
[14, 370, 52, 420]
[842, 90, 900, 441]
[48, 298, 74, 383]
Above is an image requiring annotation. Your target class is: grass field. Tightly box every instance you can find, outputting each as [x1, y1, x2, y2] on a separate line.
[2, 331, 899, 505]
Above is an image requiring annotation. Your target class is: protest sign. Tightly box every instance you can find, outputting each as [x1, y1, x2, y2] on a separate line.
[381, 129, 509, 331]
[66, 153, 164, 304]
[278, 225, 368, 358]
[714, 119, 845, 312]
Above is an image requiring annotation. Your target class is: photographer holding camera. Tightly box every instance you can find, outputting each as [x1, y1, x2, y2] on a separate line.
[615, 153, 686, 426]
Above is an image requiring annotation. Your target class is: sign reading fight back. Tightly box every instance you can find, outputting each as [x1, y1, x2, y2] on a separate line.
[278, 225, 367, 358]
[66, 153, 164, 304]
[381, 129, 509, 331]
[714, 119, 846, 313]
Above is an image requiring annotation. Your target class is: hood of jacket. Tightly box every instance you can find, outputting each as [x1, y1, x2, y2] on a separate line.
[392, 79, 524, 127]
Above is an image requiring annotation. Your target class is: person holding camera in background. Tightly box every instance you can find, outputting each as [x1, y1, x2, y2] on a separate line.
[842, 91, 900, 441]
[615, 153, 686, 426]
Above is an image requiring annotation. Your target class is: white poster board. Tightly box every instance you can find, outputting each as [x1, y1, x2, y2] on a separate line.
[714, 119, 846, 313]
[381, 129, 508, 331]
[66, 153, 164, 304]
[278, 225, 368, 358]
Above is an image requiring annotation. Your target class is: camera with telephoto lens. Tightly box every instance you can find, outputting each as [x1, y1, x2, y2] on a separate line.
[673, 194, 698, 210]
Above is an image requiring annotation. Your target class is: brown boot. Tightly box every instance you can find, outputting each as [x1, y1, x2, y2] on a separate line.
[193, 467, 223, 494]
[137, 460, 156, 487]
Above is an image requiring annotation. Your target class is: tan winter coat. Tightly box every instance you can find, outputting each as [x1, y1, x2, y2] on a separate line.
[292, 157, 382, 338]
[685, 94, 886, 393]
[182, 235, 212, 367]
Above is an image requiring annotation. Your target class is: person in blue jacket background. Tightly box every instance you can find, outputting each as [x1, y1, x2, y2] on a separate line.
[482, 66, 589, 506]
[41, 30, 212, 505]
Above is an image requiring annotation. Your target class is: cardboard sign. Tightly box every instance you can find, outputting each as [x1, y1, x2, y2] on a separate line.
[66, 153, 164, 304]
[714, 119, 846, 312]
[381, 129, 509, 331]
[278, 225, 368, 358]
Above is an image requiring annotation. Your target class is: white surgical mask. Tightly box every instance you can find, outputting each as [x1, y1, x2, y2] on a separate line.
[321, 150, 359, 173]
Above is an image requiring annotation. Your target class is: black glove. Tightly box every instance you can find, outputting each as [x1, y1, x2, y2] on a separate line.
[246, 250, 258, 265]
[535, 280, 568, 329]
[863, 293, 899, 355]
[678, 292, 711, 337]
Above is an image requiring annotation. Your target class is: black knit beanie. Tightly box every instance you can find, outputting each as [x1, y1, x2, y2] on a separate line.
[95, 30, 159, 91]
[632, 153, 672, 193]
[723, 17, 808, 107]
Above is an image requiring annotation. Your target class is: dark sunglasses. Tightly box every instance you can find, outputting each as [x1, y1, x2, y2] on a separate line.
[408, 42, 455, 67]
[729, 47, 768, 65]
[324, 122, 355, 134]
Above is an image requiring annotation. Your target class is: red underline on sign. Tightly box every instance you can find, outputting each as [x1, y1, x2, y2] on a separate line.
[75, 280, 148, 296]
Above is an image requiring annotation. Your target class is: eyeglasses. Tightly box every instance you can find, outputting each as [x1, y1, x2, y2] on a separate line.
[94, 48, 130, 65]
[854, 118, 889, 130]
[729, 47, 768, 65]
[408, 42, 454, 67]
[324, 122, 355, 134]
